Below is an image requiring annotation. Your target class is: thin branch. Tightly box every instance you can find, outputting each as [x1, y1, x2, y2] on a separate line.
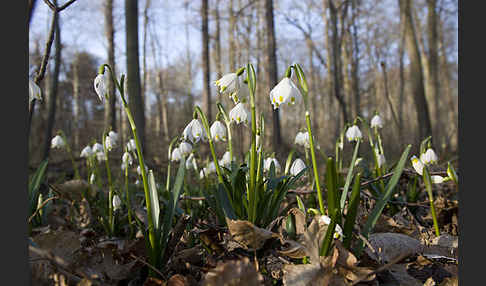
[28, 196, 59, 223]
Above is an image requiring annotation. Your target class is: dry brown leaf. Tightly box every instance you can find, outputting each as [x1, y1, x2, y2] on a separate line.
[225, 218, 279, 250]
[31, 230, 81, 265]
[285, 208, 307, 236]
[365, 233, 424, 263]
[202, 257, 264, 286]
[279, 239, 307, 259]
[439, 277, 458, 286]
[167, 274, 189, 286]
[54, 179, 91, 201]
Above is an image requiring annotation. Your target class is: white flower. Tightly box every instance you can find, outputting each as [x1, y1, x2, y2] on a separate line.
[178, 141, 193, 157]
[421, 148, 438, 165]
[294, 131, 310, 148]
[269, 77, 302, 109]
[29, 78, 42, 102]
[171, 147, 182, 162]
[105, 135, 116, 151]
[108, 131, 118, 143]
[80, 146, 93, 158]
[264, 157, 281, 173]
[137, 165, 148, 175]
[183, 119, 206, 144]
[127, 139, 136, 152]
[411, 155, 424, 175]
[122, 151, 133, 166]
[210, 121, 227, 142]
[345, 125, 362, 142]
[290, 158, 306, 176]
[219, 151, 231, 167]
[207, 161, 216, 173]
[51, 135, 65, 149]
[135, 179, 140, 185]
[229, 103, 249, 124]
[96, 151, 107, 162]
[199, 168, 207, 179]
[92, 142, 104, 153]
[94, 73, 108, 101]
[377, 153, 386, 168]
[214, 73, 240, 103]
[370, 114, 384, 129]
[185, 153, 198, 170]
[318, 215, 343, 239]
[355, 157, 363, 167]
[112, 195, 122, 211]
[89, 173, 96, 184]
[431, 175, 445, 184]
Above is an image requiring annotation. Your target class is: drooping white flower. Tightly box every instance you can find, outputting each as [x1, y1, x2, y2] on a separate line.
[269, 77, 302, 109]
[122, 151, 133, 166]
[80, 146, 93, 158]
[137, 165, 148, 175]
[377, 153, 386, 168]
[178, 141, 193, 157]
[94, 73, 108, 101]
[411, 155, 424, 175]
[290, 158, 306, 176]
[108, 131, 118, 143]
[105, 134, 116, 151]
[370, 114, 384, 129]
[199, 168, 207, 179]
[92, 142, 104, 153]
[219, 151, 231, 167]
[214, 73, 240, 103]
[135, 179, 140, 185]
[127, 139, 136, 152]
[51, 135, 65, 149]
[183, 119, 206, 144]
[207, 161, 216, 174]
[229, 102, 249, 124]
[96, 151, 107, 162]
[345, 125, 362, 142]
[420, 148, 438, 165]
[294, 131, 310, 148]
[431, 175, 445, 184]
[29, 78, 42, 102]
[264, 157, 281, 173]
[185, 153, 198, 171]
[112, 195, 122, 211]
[89, 173, 96, 185]
[171, 147, 182, 162]
[318, 215, 343, 239]
[210, 121, 227, 142]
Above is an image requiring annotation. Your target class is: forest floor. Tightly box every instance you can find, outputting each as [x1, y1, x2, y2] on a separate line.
[28, 161, 458, 286]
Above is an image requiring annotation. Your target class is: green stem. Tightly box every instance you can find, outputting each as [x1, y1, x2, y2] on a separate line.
[125, 160, 134, 238]
[102, 133, 114, 236]
[166, 137, 179, 192]
[423, 166, 440, 236]
[247, 64, 257, 224]
[217, 103, 233, 162]
[305, 111, 324, 214]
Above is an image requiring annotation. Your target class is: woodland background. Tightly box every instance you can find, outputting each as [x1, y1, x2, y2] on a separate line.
[28, 0, 458, 174]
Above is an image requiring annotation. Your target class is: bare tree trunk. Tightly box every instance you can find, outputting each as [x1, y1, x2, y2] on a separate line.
[305, 37, 318, 132]
[399, 0, 433, 142]
[42, 11, 61, 161]
[350, 0, 361, 118]
[72, 55, 80, 151]
[157, 71, 170, 142]
[228, 0, 236, 71]
[141, 0, 152, 109]
[213, 0, 222, 79]
[125, 0, 146, 152]
[201, 0, 212, 121]
[398, 20, 406, 132]
[426, 0, 441, 138]
[264, 0, 282, 151]
[380, 61, 401, 133]
[104, 0, 117, 132]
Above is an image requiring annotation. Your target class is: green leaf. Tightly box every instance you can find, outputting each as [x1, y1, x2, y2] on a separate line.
[360, 144, 411, 250]
[147, 170, 160, 231]
[29, 159, 49, 216]
[284, 149, 296, 175]
[340, 139, 360, 210]
[160, 157, 186, 263]
[343, 173, 361, 249]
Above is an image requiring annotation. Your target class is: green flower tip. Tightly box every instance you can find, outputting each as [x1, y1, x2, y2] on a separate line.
[98, 65, 106, 75]
[236, 67, 245, 76]
[285, 65, 293, 78]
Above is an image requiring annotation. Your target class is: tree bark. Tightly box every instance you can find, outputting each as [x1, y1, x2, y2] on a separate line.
[399, 0, 433, 142]
[141, 0, 152, 109]
[42, 9, 61, 161]
[426, 0, 440, 137]
[125, 0, 146, 152]
[264, 0, 282, 150]
[72, 54, 80, 151]
[201, 0, 212, 121]
[104, 0, 116, 131]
